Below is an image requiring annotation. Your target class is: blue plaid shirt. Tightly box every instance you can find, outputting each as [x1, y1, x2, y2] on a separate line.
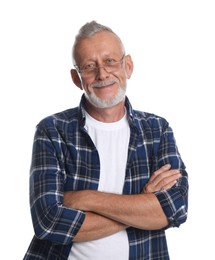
[24, 95, 188, 260]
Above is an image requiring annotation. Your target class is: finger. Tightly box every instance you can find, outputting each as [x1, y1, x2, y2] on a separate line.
[161, 180, 178, 190]
[143, 171, 181, 193]
[159, 173, 181, 190]
[152, 169, 180, 186]
[150, 164, 171, 182]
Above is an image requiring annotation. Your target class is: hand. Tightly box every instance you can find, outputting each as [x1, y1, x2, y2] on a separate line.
[142, 164, 181, 193]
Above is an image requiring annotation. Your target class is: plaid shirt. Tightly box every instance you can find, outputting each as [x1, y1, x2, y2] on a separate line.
[24, 95, 188, 260]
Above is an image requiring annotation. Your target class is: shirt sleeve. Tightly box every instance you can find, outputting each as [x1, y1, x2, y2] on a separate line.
[29, 123, 85, 245]
[152, 120, 189, 228]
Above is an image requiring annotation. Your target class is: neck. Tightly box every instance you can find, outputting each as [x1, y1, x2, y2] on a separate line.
[84, 99, 125, 123]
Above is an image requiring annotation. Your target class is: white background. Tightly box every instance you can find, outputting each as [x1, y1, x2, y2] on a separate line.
[1, 1, 214, 259]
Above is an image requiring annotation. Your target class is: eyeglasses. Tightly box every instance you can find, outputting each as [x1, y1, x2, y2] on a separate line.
[74, 55, 125, 78]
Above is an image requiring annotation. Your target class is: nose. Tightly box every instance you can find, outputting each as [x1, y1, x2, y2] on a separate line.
[95, 66, 110, 80]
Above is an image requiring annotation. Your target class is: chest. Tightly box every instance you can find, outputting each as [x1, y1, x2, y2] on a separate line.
[63, 128, 155, 194]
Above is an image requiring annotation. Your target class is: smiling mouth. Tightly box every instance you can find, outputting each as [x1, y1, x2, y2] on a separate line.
[98, 83, 114, 88]
[91, 80, 118, 89]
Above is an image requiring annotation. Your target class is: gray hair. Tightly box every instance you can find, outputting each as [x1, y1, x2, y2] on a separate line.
[72, 21, 125, 63]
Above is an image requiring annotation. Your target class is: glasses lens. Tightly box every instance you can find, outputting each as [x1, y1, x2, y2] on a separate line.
[79, 55, 124, 77]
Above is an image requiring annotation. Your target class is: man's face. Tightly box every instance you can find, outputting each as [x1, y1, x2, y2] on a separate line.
[74, 31, 133, 108]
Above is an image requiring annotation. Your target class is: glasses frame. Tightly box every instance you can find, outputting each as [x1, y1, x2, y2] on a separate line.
[74, 54, 125, 76]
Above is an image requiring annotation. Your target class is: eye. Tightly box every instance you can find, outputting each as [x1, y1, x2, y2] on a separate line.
[105, 58, 115, 64]
[83, 63, 95, 70]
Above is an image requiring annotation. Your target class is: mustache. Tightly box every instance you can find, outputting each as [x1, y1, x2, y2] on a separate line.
[90, 79, 119, 88]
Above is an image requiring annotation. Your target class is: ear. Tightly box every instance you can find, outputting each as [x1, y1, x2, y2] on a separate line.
[70, 69, 83, 90]
[125, 55, 134, 79]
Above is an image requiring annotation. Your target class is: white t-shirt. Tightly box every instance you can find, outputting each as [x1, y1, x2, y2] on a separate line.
[69, 110, 130, 260]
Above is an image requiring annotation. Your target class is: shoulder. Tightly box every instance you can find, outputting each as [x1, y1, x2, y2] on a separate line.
[36, 107, 80, 130]
[125, 96, 169, 130]
[132, 109, 169, 130]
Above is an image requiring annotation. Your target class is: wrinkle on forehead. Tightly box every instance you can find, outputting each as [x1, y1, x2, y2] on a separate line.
[74, 31, 125, 65]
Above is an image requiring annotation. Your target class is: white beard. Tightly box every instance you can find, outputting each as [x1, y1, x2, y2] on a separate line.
[84, 83, 127, 109]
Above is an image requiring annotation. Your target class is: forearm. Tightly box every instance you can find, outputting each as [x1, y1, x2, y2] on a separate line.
[73, 211, 127, 242]
[84, 192, 169, 230]
[64, 166, 182, 231]
[65, 190, 168, 230]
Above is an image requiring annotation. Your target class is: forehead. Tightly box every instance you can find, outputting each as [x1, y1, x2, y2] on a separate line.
[74, 31, 123, 62]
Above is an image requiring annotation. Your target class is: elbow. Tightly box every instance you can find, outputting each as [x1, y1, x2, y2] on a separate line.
[155, 185, 189, 228]
[168, 204, 188, 228]
[168, 208, 187, 227]
[34, 231, 72, 246]
[31, 206, 73, 245]
[33, 221, 72, 246]
[171, 185, 189, 228]
[33, 221, 74, 246]
[33, 226, 52, 242]
[31, 204, 85, 245]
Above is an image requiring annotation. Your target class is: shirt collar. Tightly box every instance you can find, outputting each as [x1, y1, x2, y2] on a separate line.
[78, 94, 136, 127]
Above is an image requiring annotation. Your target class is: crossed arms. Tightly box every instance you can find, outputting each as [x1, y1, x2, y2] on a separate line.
[64, 164, 181, 242]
